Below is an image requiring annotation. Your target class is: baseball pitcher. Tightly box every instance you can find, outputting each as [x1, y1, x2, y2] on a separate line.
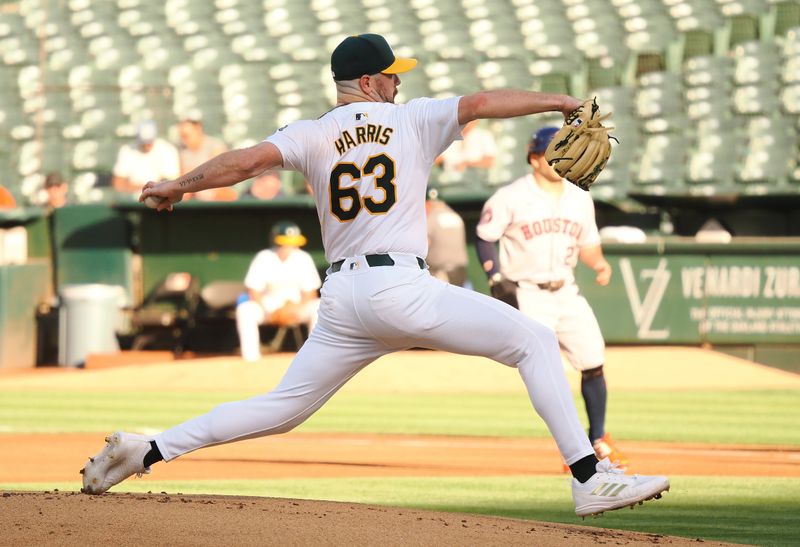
[476, 126, 626, 467]
[81, 33, 668, 517]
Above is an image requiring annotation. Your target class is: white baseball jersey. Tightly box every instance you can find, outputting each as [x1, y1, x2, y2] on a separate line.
[476, 173, 600, 287]
[243, 247, 321, 313]
[266, 98, 462, 263]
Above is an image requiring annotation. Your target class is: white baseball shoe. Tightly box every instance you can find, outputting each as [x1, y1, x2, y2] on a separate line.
[572, 458, 669, 518]
[80, 432, 152, 494]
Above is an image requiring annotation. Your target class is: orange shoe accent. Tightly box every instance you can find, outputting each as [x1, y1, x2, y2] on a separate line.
[593, 433, 629, 470]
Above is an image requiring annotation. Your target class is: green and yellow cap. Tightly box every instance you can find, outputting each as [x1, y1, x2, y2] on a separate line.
[331, 33, 417, 81]
[271, 221, 307, 247]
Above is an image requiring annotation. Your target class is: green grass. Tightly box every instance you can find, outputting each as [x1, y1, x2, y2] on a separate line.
[4, 476, 799, 546]
[1, 390, 799, 445]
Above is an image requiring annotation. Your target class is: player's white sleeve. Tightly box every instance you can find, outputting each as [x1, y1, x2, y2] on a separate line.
[578, 195, 602, 248]
[161, 141, 181, 180]
[243, 250, 271, 292]
[475, 189, 512, 243]
[263, 120, 316, 173]
[112, 145, 132, 178]
[299, 251, 322, 293]
[402, 96, 463, 164]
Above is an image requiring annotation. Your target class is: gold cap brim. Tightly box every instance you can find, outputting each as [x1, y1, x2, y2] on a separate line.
[382, 57, 417, 74]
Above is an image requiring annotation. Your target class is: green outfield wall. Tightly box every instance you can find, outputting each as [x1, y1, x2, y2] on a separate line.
[3, 202, 798, 368]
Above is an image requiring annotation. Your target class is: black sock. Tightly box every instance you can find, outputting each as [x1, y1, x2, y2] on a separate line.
[143, 441, 163, 468]
[581, 366, 607, 443]
[570, 454, 599, 483]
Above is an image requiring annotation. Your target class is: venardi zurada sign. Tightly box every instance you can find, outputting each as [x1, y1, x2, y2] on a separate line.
[586, 256, 800, 344]
[681, 266, 800, 299]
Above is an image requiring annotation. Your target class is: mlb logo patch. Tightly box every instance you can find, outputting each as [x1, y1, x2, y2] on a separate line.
[355, 112, 368, 121]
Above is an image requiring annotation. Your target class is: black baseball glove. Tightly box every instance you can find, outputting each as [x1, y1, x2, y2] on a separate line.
[489, 275, 519, 309]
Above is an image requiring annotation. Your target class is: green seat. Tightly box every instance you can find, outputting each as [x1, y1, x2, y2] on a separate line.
[683, 55, 734, 87]
[71, 139, 119, 173]
[477, 58, 530, 90]
[686, 86, 734, 120]
[586, 57, 624, 90]
[529, 57, 583, 94]
[782, 27, 800, 57]
[782, 55, 800, 84]
[733, 83, 780, 115]
[733, 40, 779, 86]
[781, 83, 800, 115]
[687, 126, 743, 186]
[635, 72, 683, 119]
[737, 116, 795, 185]
[772, 1, 800, 38]
[720, 13, 762, 51]
[636, 133, 687, 188]
[675, 29, 716, 62]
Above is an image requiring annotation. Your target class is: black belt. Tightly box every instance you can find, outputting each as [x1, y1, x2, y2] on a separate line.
[537, 280, 565, 291]
[330, 254, 426, 273]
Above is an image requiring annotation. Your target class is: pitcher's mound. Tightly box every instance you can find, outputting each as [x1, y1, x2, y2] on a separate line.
[2, 491, 728, 546]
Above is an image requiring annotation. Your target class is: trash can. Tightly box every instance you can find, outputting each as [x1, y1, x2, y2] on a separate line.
[58, 284, 125, 367]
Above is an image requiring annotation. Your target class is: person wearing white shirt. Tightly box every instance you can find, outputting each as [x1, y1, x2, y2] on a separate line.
[112, 120, 180, 195]
[437, 119, 497, 173]
[236, 221, 321, 361]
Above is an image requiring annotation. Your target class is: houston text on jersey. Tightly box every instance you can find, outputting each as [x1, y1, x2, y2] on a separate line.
[520, 218, 584, 240]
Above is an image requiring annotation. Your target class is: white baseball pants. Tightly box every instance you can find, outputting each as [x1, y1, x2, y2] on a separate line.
[155, 253, 594, 465]
[236, 299, 320, 361]
[517, 284, 605, 371]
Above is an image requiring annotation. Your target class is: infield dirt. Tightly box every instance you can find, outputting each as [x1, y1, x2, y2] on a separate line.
[1, 347, 795, 545]
[1, 491, 735, 546]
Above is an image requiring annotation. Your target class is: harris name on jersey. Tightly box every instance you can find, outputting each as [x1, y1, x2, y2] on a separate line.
[334, 123, 394, 155]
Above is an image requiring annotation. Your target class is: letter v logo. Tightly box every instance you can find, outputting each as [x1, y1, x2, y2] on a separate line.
[619, 258, 671, 340]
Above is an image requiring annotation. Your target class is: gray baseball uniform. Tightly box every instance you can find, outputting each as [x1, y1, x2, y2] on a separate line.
[477, 173, 605, 370]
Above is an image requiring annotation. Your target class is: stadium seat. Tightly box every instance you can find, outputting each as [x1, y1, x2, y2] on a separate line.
[683, 54, 734, 87]
[782, 54, 800, 85]
[733, 83, 780, 115]
[781, 83, 800, 115]
[635, 71, 684, 120]
[733, 40, 780, 86]
[718, 7, 763, 50]
[635, 132, 687, 190]
[737, 116, 795, 186]
[686, 117, 743, 188]
[477, 58, 529, 90]
[769, 1, 800, 39]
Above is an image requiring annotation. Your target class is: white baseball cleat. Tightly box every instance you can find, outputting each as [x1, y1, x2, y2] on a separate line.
[80, 432, 152, 494]
[572, 458, 669, 518]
